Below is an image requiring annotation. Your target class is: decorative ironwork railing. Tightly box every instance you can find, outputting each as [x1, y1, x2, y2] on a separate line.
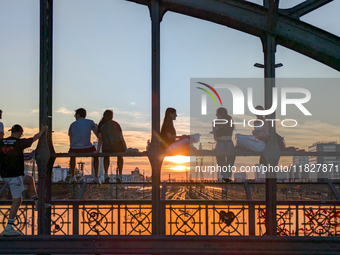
[1, 199, 340, 237]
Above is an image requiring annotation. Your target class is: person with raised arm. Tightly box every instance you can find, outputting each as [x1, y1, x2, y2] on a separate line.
[0, 124, 49, 236]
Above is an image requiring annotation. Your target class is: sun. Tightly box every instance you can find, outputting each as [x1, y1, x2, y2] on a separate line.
[164, 156, 191, 164]
[171, 166, 187, 171]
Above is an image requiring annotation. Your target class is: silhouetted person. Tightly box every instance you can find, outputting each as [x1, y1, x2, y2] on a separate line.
[213, 107, 235, 183]
[97, 110, 126, 184]
[160, 108, 189, 153]
[0, 125, 49, 236]
[68, 108, 100, 184]
[236, 105, 269, 152]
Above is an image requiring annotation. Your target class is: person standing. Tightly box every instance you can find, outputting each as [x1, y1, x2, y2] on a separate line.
[68, 108, 100, 184]
[0, 125, 48, 236]
[97, 110, 127, 184]
[213, 107, 235, 183]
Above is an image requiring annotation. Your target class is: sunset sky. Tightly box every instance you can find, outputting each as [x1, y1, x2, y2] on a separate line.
[0, 0, 340, 180]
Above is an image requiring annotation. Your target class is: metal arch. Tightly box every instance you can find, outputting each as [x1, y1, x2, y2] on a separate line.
[127, 0, 340, 71]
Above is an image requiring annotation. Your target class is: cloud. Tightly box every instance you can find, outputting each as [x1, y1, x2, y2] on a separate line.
[56, 107, 73, 115]
[88, 111, 101, 118]
[31, 109, 39, 114]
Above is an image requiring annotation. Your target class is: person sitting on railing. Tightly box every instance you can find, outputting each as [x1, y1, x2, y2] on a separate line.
[0, 124, 50, 236]
[160, 107, 190, 154]
[97, 110, 127, 184]
[212, 107, 235, 184]
[235, 105, 269, 152]
[0, 109, 4, 140]
[68, 108, 100, 184]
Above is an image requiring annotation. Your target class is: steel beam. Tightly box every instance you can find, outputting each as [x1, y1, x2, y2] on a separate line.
[1, 236, 340, 254]
[127, 0, 340, 71]
[281, 0, 333, 19]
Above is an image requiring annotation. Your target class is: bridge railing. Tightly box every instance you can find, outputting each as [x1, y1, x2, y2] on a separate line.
[1, 182, 340, 237]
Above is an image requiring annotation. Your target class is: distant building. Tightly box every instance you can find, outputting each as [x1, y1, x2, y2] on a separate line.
[131, 167, 144, 182]
[52, 165, 68, 182]
[290, 156, 309, 181]
[308, 142, 340, 181]
[255, 164, 265, 182]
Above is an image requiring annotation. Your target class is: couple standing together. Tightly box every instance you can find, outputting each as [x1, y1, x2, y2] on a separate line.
[214, 105, 269, 182]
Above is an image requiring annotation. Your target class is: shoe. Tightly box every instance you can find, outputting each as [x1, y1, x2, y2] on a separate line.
[34, 203, 52, 212]
[1, 228, 22, 236]
[69, 176, 76, 184]
[93, 176, 102, 185]
[222, 178, 232, 184]
[115, 177, 122, 184]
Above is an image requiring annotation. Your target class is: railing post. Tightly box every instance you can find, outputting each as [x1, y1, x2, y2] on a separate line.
[244, 181, 255, 235]
[73, 204, 79, 235]
[160, 181, 167, 234]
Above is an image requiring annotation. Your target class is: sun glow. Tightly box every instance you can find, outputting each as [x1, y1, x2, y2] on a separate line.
[171, 165, 187, 171]
[164, 156, 190, 164]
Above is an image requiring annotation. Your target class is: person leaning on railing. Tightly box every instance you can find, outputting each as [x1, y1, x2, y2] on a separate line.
[235, 105, 269, 152]
[0, 124, 50, 236]
[212, 107, 236, 184]
[160, 107, 190, 154]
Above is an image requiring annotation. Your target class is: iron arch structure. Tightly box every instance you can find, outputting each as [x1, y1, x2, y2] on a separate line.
[128, 0, 340, 71]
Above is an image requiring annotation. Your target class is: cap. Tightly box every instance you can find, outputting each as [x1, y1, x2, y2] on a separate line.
[9, 124, 23, 132]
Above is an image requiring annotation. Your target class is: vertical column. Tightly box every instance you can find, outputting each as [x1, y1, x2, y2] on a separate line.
[262, 0, 280, 237]
[37, 0, 54, 236]
[149, 0, 164, 236]
[263, 34, 279, 236]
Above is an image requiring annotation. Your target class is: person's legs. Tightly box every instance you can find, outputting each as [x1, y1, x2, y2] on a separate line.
[1, 178, 23, 236]
[93, 156, 99, 177]
[69, 156, 76, 177]
[103, 156, 110, 183]
[23, 175, 36, 197]
[117, 156, 123, 176]
[8, 197, 22, 220]
[216, 141, 235, 181]
[104, 156, 110, 175]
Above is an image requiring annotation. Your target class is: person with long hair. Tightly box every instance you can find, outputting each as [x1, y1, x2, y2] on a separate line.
[97, 110, 127, 184]
[160, 108, 190, 153]
[213, 107, 235, 183]
[235, 105, 269, 152]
